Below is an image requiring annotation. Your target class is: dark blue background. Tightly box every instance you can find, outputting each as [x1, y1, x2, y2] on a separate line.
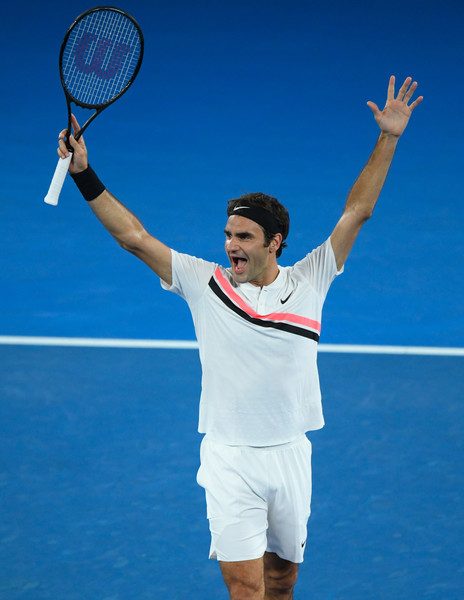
[1, 0, 463, 347]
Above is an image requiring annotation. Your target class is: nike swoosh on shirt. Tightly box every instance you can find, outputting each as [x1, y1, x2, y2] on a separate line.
[280, 290, 295, 304]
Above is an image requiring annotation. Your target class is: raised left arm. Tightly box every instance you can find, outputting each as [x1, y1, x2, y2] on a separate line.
[330, 76, 423, 270]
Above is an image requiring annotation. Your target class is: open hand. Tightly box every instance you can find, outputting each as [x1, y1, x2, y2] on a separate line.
[367, 76, 423, 137]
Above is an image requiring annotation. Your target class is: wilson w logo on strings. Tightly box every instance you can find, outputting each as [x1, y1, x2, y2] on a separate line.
[74, 33, 132, 79]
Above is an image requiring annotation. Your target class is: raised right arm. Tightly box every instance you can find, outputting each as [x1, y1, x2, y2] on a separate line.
[58, 115, 172, 285]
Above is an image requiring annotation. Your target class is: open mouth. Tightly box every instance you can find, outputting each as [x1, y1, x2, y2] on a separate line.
[231, 256, 248, 275]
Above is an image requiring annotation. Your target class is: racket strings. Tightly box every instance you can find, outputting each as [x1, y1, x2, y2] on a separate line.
[62, 10, 142, 107]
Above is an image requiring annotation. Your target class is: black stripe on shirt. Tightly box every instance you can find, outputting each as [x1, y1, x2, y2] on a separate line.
[208, 277, 320, 343]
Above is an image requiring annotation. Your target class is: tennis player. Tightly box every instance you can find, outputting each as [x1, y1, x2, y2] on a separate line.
[58, 75, 422, 599]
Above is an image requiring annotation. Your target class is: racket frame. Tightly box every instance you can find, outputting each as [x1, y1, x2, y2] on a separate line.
[60, 6, 144, 144]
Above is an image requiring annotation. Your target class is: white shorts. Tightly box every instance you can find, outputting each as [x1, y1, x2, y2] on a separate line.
[196, 434, 312, 563]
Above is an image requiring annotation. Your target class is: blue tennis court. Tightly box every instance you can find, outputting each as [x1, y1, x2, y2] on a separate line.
[1, 0, 463, 598]
[1, 347, 463, 599]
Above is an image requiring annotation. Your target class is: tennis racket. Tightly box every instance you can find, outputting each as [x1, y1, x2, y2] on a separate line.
[44, 6, 144, 206]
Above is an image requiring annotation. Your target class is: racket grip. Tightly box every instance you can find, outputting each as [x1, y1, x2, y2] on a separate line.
[44, 154, 72, 206]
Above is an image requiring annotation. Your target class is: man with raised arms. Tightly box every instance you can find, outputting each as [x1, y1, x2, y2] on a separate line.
[57, 76, 422, 599]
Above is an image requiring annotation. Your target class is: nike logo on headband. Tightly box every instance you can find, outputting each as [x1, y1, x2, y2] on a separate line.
[231, 203, 281, 235]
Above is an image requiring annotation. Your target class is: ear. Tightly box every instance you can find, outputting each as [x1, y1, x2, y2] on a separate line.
[269, 233, 282, 254]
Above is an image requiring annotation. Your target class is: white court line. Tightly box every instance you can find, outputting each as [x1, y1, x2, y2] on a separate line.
[318, 344, 464, 356]
[0, 336, 198, 350]
[0, 336, 463, 356]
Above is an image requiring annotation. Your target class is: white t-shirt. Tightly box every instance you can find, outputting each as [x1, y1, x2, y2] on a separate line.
[162, 238, 342, 446]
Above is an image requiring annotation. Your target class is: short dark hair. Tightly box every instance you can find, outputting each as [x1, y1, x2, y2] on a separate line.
[227, 192, 289, 258]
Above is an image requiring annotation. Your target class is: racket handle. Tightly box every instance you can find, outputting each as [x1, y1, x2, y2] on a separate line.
[44, 154, 72, 206]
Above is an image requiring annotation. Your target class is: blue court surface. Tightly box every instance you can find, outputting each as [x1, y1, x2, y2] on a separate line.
[1, 0, 463, 598]
[1, 347, 463, 599]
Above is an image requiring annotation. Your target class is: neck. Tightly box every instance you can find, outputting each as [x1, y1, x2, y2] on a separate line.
[251, 263, 279, 287]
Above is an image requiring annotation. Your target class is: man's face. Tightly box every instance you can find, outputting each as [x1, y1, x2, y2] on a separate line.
[224, 215, 278, 286]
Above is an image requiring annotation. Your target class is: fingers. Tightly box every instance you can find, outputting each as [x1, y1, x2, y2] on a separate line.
[71, 114, 82, 139]
[409, 95, 424, 111]
[396, 76, 412, 101]
[366, 100, 380, 116]
[57, 129, 70, 159]
[68, 133, 81, 152]
[57, 130, 78, 158]
[387, 75, 395, 103]
[396, 76, 422, 107]
[56, 114, 88, 171]
[401, 78, 417, 103]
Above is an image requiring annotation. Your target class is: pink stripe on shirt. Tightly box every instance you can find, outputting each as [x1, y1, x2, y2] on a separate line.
[214, 268, 321, 333]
